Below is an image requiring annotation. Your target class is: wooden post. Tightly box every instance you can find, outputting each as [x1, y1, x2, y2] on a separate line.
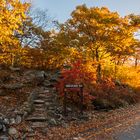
[63, 88, 67, 116]
[80, 85, 84, 115]
[64, 84, 84, 116]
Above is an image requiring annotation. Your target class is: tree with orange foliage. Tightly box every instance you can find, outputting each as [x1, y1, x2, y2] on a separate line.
[0, 0, 30, 66]
[60, 5, 136, 81]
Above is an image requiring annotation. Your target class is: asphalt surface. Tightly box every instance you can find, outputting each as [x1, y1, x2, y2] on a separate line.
[114, 122, 140, 140]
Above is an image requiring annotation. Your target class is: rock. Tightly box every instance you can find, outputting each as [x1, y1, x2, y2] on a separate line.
[49, 78, 58, 83]
[8, 127, 18, 138]
[38, 94, 46, 99]
[34, 100, 45, 104]
[25, 126, 33, 133]
[0, 113, 4, 118]
[45, 102, 50, 106]
[0, 116, 8, 132]
[115, 80, 121, 86]
[48, 118, 57, 126]
[44, 72, 51, 79]
[67, 107, 72, 112]
[78, 114, 89, 121]
[26, 117, 46, 122]
[55, 70, 61, 75]
[43, 80, 51, 87]
[73, 137, 85, 140]
[15, 115, 22, 124]
[9, 66, 20, 71]
[38, 89, 50, 94]
[2, 83, 24, 90]
[18, 111, 24, 116]
[2, 125, 6, 132]
[10, 118, 16, 124]
[0, 90, 6, 96]
[45, 98, 53, 102]
[0, 135, 9, 140]
[3, 118, 10, 125]
[35, 104, 44, 108]
[24, 70, 46, 85]
[24, 107, 32, 113]
[47, 110, 56, 116]
[21, 133, 27, 140]
[23, 111, 28, 118]
[35, 108, 45, 111]
[23, 101, 29, 106]
[35, 71, 46, 80]
[48, 106, 55, 110]
[62, 123, 68, 128]
[31, 122, 46, 128]
[0, 124, 3, 130]
[28, 92, 37, 103]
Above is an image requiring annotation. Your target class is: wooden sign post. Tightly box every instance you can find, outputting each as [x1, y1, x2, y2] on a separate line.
[63, 84, 84, 116]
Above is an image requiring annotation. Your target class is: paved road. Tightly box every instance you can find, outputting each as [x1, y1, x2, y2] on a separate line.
[114, 122, 140, 140]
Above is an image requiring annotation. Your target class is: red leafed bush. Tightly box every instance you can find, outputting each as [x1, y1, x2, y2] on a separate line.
[94, 78, 116, 98]
[56, 60, 138, 110]
[56, 60, 96, 107]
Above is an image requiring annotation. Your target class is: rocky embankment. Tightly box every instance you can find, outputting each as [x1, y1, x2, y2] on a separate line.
[0, 66, 140, 140]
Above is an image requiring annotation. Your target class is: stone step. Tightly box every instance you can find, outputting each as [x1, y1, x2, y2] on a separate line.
[34, 100, 45, 104]
[49, 78, 58, 83]
[31, 122, 47, 129]
[34, 104, 44, 108]
[30, 111, 45, 115]
[45, 99, 53, 102]
[39, 89, 50, 93]
[44, 84, 54, 88]
[26, 116, 46, 122]
[38, 94, 46, 98]
[35, 108, 46, 112]
[38, 93, 52, 98]
[31, 112, 46, 116]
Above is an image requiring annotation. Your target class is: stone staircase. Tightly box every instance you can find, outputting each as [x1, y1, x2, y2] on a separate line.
[25, 85, 59, 139]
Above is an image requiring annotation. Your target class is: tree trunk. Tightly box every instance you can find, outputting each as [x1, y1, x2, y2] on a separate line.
[95, 48, 101, 82]
[135, 57, 138, 68]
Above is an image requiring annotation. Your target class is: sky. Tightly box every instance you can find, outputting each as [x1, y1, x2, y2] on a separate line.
[31, 0, 140, 23]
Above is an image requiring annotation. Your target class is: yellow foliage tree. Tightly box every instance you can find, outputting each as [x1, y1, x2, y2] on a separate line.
[0, 0, 30, 66]
[60, 5, 137, 81]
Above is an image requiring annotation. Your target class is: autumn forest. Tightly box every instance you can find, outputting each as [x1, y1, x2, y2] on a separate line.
[0, 0, 140, 139]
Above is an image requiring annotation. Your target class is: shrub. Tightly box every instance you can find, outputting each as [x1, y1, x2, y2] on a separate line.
[56, 61, 140, 111]
[56, 60, 96, 108]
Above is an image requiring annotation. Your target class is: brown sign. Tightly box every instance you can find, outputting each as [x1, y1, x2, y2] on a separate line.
[63, 84, 84, 116]
[65, 84, 83, 88]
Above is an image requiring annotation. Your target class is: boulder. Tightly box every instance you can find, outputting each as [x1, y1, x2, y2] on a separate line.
[24, 70, 46, 85]
[0, 116, 8, 132]
[8, 127, 18, 138]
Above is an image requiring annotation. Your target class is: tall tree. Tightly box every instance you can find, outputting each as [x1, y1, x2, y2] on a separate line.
[0, 0, 30, 66]
[60, 5, 136, 81]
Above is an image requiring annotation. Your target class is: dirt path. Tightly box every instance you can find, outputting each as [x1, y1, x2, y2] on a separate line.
[114, 122, 140, 140]
[47, 104, 140, 140]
